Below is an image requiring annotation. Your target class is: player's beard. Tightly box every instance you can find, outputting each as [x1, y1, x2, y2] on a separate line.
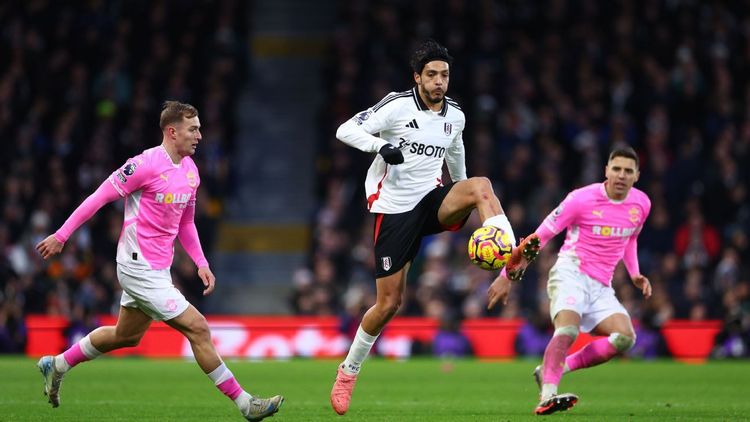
[420, 85, 444, 104]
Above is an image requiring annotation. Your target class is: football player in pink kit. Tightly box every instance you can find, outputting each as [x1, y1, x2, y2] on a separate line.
[35, 101, 283, 421]
[487, 147, 652, 415]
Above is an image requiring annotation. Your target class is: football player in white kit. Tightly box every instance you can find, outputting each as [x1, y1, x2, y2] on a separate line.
[330, 39, 541, 415]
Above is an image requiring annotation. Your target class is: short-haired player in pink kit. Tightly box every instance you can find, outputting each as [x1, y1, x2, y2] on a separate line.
[487, 147, 652, 415]
[35, 101, 283, 421]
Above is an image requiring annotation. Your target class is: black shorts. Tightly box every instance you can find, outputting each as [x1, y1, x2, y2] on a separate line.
[373, 183, 469, 278]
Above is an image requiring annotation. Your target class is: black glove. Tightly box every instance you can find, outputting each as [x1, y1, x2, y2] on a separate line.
[379, 144, 404, 165]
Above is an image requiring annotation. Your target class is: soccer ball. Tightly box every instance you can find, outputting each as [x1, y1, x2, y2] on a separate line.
[467, 226, 513, 270]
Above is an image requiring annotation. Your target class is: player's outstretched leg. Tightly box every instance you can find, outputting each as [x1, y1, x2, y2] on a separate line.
[238, 394, 284, 421]
[331, 367, 359, 415]
[506, 233, 541, 281]
[37, 356, 65, 408]
[535, 393, 578, 415]
[532, 365, 542, 392]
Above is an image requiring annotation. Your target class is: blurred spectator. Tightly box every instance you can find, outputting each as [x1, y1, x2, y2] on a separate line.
[432, 312, 473, 358]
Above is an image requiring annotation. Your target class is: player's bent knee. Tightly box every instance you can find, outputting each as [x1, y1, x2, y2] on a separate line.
[468, 177, 494, 201]
[609, 332, 635, 353]
[187, 317, 212, 341]
[380, 300, 401, 319]
[553, 325, 579, 341]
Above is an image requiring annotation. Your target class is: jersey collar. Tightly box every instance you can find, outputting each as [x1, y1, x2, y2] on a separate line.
[412, 87, 448, 117]
[600, 181, 628, 204]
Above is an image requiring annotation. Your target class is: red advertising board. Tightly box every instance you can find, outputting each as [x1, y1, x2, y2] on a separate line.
[25, 315, 523, 359]
[25, 315, 721, 361]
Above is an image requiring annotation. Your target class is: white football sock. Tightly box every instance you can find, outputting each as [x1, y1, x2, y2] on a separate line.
[341, 325, 379, 375]
[80, 334, 102, 359]
[54, 355, 70, 373]
[482, 214, 516, 245]
[541, 383, 558, 401]
[207, 362, 233, 385]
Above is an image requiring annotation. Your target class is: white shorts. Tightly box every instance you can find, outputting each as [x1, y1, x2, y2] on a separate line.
[117, 263, 189, 321]
[547, 257, 628, 333]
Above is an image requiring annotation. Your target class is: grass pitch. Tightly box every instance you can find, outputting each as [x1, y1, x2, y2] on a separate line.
[2, 356, 748, 421]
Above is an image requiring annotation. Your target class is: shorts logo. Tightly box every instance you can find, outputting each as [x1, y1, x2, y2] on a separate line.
[123, 162, 137, 176]
[444, 123, 452, 135]
[565, 296, 577, 305]
[382, 256, 392, 271]
[165, 299, 178, 312]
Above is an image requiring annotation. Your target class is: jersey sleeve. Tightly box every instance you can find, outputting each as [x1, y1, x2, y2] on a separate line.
[108, 153, 153, 197]
[445, 129, 466, 182]
[336, 92, 403, 153]
[622, 194, 651, 277]
[540, 191, 582, 235]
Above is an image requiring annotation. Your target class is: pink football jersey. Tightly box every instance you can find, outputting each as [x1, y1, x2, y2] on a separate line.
[108, 145, 201, 270]
[540, 182, 651, 286]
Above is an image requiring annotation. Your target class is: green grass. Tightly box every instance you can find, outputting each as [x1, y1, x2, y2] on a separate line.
[2, 356, 749, 421]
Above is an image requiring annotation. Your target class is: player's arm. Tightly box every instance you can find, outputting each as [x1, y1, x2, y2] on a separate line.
[623, 235, 651, 298]
[177, 196, 214, 295]
[336, 93, 404, 164]
[623, 200, 652, 298]
[487, 192, 581, 309]
[36, 180, 121, 259]
[445, 129, 466, 182]
[37, 155, 151, 259]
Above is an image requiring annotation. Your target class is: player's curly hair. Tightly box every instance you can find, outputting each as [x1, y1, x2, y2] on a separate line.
[160, 101, 198, 129]
[410, 39, 453, 74]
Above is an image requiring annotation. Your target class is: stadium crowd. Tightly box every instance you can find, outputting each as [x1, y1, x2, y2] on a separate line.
[305, 1, 750, 358]
[0, 0, 247, 352]
[1, 1, 748, 360]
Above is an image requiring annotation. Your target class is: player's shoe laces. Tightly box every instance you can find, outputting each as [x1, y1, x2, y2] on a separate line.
[534, 393, 578, 415]
[37, 356, 65, 408]
[506, 234, 541, 281]
[533, 365, 542, 392]
[241, 395, 284, 421]
[331, 366, 358, 415]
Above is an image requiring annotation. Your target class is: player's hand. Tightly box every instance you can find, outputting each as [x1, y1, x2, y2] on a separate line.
[36, 234, 64, 260]
[631, 274, 652, 299]
[198, 266, 216, 296]
[379, 144, 404, 165]
[487, 273, 513, 310]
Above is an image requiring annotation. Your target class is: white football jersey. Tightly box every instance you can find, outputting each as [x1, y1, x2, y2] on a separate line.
[336, 87, 466, 214]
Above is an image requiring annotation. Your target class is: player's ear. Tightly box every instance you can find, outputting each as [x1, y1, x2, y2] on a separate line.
[414, 71, 420, 84]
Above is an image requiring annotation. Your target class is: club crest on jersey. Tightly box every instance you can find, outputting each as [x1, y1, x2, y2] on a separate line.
[123, 162, 137, 176]
[382, 256, 392, 271]
[186, 170, 197, 188]
[444, 123, 452, 136]
[629, 207, 640, 223]
[353, 110, 372, 125]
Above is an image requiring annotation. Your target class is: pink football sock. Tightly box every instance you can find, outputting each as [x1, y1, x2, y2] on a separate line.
[541, 334, 575, 385]
[62, 343, 90, 367]
[565, 337, 618, 372]
[217, 377, 243, 400]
